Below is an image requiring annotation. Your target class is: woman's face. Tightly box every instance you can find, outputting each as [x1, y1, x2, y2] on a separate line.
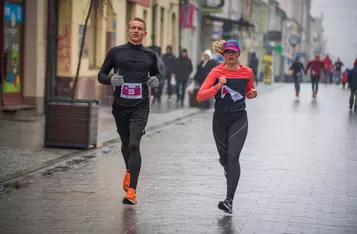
[203, 54, 209, 61]
[223, 50, 239, 64]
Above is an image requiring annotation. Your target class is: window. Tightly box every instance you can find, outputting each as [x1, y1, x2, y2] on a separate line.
[84, 0, 99, 69]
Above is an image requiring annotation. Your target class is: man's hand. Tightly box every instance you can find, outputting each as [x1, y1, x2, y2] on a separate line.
[110, 72, 124, 86]
[248, 89, 257, 99]
[147, 76, 160, 88]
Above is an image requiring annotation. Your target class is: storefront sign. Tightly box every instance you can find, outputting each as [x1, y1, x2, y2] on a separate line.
[128, 0, 151, 8]
[202, 0, 224, 13]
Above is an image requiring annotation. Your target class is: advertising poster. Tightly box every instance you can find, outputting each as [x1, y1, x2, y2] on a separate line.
[3, 2, 23, 93]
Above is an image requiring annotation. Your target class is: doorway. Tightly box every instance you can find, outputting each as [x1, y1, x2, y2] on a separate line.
[0, 0, 24, 106]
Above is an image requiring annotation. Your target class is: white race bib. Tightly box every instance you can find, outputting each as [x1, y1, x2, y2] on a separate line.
[120, 83, 143, 99]
[221, 85, 244, 102]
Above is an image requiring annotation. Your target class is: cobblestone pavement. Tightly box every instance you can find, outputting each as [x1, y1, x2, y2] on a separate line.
[0, 83, 356, 233]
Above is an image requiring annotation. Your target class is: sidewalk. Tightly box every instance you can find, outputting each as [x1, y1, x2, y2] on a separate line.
[0, 99, 201, 182]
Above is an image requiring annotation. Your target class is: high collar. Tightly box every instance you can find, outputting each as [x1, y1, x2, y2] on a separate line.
[127, 41, 143, 49]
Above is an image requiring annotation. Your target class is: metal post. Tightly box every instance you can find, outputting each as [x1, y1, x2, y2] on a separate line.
[44, 0, 59, 114]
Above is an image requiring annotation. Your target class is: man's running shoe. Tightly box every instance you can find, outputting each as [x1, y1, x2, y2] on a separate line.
[218, 198, 233, 213]
[123, 170, 130, 192]
[123, 188, 137, 205]
[349, 105, 353, 111]
[296, 92, 299, 97]
[354, 105, 357, 112]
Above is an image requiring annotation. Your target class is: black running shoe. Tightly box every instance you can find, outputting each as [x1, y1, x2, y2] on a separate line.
[218, 198, 233, 213]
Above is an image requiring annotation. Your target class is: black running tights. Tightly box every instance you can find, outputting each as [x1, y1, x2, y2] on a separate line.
[212, 112, 248, 200]
[112, 100, 149, 190]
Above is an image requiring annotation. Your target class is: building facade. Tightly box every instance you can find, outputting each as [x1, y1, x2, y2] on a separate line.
[0, 0, 48, 115]
[55, 0, 179, 106]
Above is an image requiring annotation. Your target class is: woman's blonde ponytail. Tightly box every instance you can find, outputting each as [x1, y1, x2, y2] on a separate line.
[213, 40, 226, 55]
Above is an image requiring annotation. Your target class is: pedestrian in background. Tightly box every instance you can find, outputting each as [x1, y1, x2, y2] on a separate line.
[161, 45, 177, 101]
[152, 52, 166, 104]
[289, 55, 305, 97]
[348, 59, 357, 112]
[248, 52, 259, 86]
[174, 48, 193, 106]
[305, 54, 325, 98]
[192, 49, 218, 108]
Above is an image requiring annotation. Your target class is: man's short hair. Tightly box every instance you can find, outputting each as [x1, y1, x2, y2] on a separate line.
[128, 17, 146, 30]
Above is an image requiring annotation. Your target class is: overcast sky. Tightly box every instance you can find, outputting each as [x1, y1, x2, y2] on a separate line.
[311, 0, 357, 68]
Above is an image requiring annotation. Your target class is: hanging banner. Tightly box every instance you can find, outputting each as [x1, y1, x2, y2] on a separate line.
[180, 3, 195, 29]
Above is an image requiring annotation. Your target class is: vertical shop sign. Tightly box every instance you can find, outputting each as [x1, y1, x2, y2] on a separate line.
[3, 2, 23, 93]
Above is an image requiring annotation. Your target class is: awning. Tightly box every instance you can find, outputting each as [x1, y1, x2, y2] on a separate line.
[204, 14, 255, 29]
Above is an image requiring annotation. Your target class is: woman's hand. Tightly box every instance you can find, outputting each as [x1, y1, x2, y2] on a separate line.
[217, 76, 227, 89]
[248, 89, 257, 99]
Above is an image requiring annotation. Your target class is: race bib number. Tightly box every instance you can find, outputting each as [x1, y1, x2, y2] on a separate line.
[120, 83, 142, 99]
[221, 85, 244, 102]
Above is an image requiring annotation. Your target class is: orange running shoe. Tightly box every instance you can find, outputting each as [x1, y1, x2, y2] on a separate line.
[123, 170, 130, 192]
[123, 188, 137, 205]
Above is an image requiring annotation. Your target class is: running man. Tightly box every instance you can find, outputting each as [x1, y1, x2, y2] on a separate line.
[289, 55, 304, 97]
[197, 39, 257, 213]
[97, 17, 160, 205]
[305, 55, 325, 98]
[334, 58, 344, 84]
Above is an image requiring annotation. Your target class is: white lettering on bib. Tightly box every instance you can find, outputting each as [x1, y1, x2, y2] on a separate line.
[221, 85, 244, 102]
[120, 83, 143, 99]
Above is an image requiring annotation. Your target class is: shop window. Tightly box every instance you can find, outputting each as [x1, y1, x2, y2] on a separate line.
[106, 4, 116, 53]
[84, 0, 99, 69]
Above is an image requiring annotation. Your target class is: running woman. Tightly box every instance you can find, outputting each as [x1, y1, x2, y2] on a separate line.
[289, 55, 304, 97]
[305, 54, 325, 98]
[196, 39, 257, 213]
[97, 17, 160, 205]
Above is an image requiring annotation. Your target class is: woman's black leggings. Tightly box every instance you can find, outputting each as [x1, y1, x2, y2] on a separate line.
[212, 111, 248, 200]
[112, 99, 150, 190]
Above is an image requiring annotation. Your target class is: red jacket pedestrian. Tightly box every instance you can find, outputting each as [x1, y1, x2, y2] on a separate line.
[305, 55, 325, 77]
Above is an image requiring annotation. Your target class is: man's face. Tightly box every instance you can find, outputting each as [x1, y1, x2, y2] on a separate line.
[181, 51, 187, 57]
[127, 20, 147, 44]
